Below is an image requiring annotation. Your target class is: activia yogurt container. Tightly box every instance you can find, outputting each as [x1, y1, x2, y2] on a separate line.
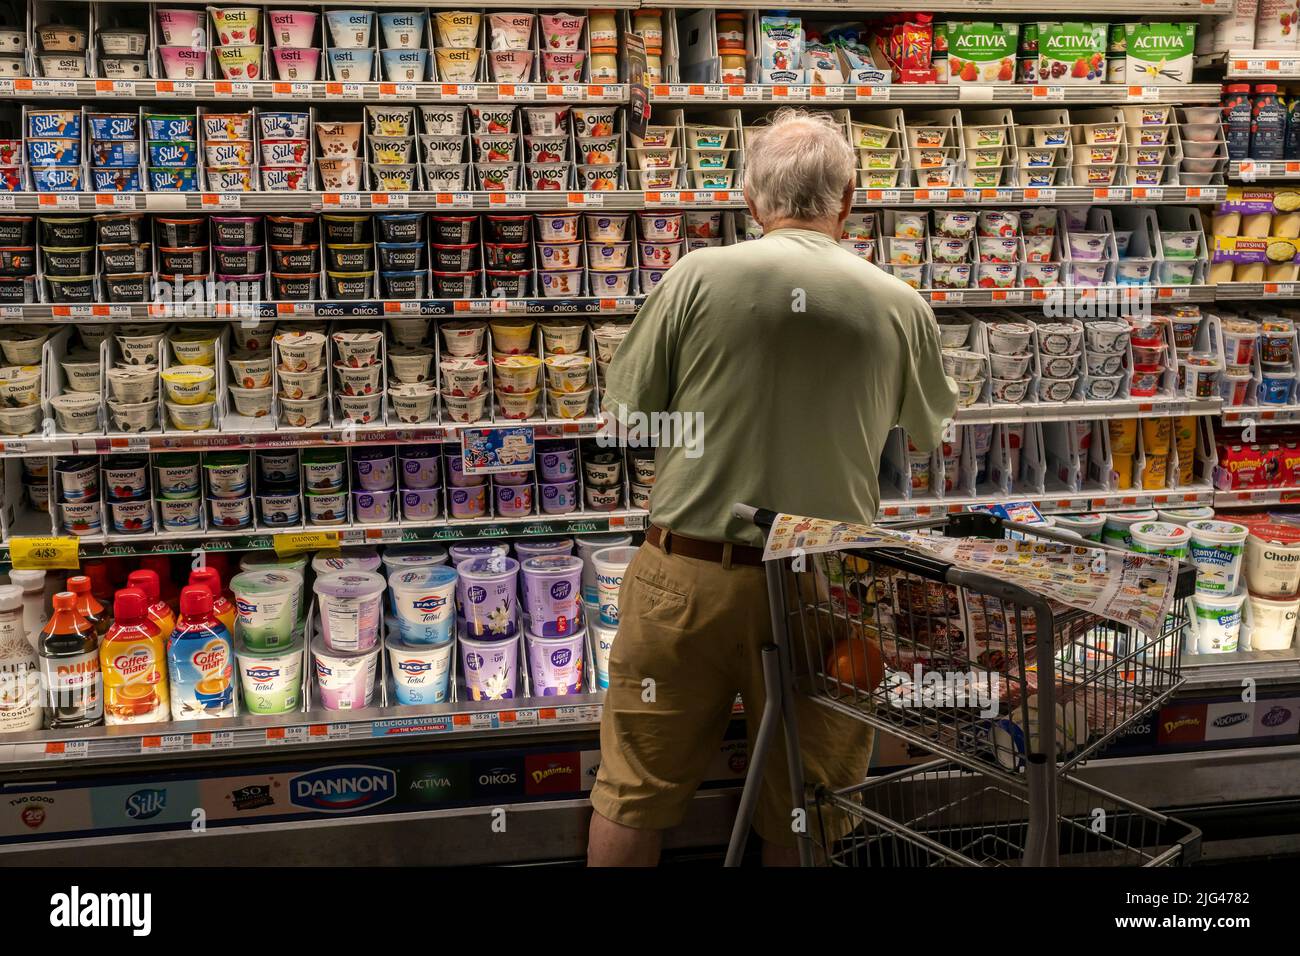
[311, 636, 379, 710]
[236, 637, 304, 714]
[313, 570, 385, 651]
[388, 565, 458, 645]
[231, 568, 303, 649]
[386, 633, 454, 705]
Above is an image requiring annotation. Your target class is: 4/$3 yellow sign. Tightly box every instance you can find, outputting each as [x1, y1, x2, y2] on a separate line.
[9, 536, 81, 571]
[272, 530, 341, 558]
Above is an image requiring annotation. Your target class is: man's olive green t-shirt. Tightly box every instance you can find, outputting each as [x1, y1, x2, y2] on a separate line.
[602, 227, 958, 547]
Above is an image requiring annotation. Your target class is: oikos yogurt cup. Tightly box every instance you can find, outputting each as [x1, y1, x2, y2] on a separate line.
[1191, 592, 1244, 654]
[387, 633, 454, 705]
[311, 637, 379, 710]
[1186, 520, 1248, 596]
[237, 637, 304, 714]
[460, 631, 519, 701]
[231, 568, 303, 649]
[526, 628, 585, 695]
[388, 565, 458, 645]
[313, 571, 385, 652]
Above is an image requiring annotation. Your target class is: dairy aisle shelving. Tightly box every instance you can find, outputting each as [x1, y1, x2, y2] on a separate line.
[2, 0, 1299, 866]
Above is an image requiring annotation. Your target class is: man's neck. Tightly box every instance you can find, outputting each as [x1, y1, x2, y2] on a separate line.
[761, 218, 841, 240]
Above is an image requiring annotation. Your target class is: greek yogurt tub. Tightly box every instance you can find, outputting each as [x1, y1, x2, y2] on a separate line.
[236, 637, 305, 715]
[311, 547, 382, 576]
[313, 570, 386, 652]
[231, 568, 304, 649]
[311, 637, 380, 711]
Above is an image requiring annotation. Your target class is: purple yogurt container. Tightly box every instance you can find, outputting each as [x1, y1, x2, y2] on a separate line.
[444, 451, 487, 488]
[494, 469, 531, 486]
[353, 489, 394, 523]
[457, 555, 520, 639]
[313, 571, 386, 652]
[402, 487, 442, 520]
[399, 445, 441, 489]
[521, 554, 584, 636]
[526, 629, 586, 695]
[460, 632, 519, 700]
[449, 483, 487, 518]
[449, 544, 508, 565]
[537, 442, 577, 482]
[354, 448, 395, 491]
[495, 482, 533, 518]
[540, 480, 578, 515]
[514, 538, 574, 561]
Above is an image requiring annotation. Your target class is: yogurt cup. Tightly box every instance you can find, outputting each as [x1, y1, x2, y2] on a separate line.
[209, 494, 252, 529]
[1185, 520, 1248, 597]
[311, 637, 379, 710]
[1244, 593, 1300, 651]
[1191, 592, 1244, 655]
[457, 555, 520, 639]
[311, 548, 382, 576]
[526, 629, 585, 695]
[161, 366, 215, 405]
[398, 447, 440, 489]
[592, 546, 637, 627]
[61, 500, 103, 536]
[387, 634, 455, 705]
[1129, 521, 1190, 559]
[278, 367, 325, 400]
[388, 564, 458, 645]
[380, 544, 449, 572]
[448, 483, 488, 518]
[1245, 525, 1300, 598]
[159, 496, 202, 532]
[313, 571, 385, 652]
[109, 498, 153, 534]
[521, 555, 583, 637]
[390, 345, 434, 384]
[590, 622, 616, 689]
[51, 392, 101, 434]
[237, 638, 304, 714]
[460, 632, 519, 701]
[166, 399, 215, 431]
[231, 568, 303, 649]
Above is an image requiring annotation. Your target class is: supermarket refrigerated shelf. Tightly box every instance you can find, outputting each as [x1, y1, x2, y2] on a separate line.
[1214, 281, 1300, 301]
[0, 298, 641, 322]
[952, 395, 1220, 424]
[927, 285, 1214, 307]
[1223, 50, 1300, 79]
[1228, 160, 1300, 181]
[647, 83, 1224, 105]
[0, 693, 606, 770]
[0, 186, 1227, 213]
[1215, 489, 1300, 508]
[1220, 406, 1300, 427]
[878, 485, 1216, 520]
[0, 508, 649, 562]
[651, 0, 1231, 10]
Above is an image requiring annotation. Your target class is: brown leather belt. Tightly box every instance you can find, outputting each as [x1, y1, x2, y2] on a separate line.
[646, 524, 764, 566]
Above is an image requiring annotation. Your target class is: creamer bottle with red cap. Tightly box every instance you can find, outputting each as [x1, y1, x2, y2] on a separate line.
[67, 574, 111, 640]
[168, 586, 235, 720]
[127, 569, 176, 645]
[39, 592, 102, 728]
[190, 567, 237, 636]
[101, 588, 169, 725]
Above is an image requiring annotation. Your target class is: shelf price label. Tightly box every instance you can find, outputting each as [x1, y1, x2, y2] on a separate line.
[94, 193, 136, 209]
[1126, 85, 1161, 102]
[272, 81, 314, 99]
[38, 194, 80, 210]
[325, 82, 365, 99]
[371, 192, 408, 208]
[273, 530, 341, 557]
[1030, 86, 1066, 101]
[95, 79, 136, 97]
[10, 536, 80, 570]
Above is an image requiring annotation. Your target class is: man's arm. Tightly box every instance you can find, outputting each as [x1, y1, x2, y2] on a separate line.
[600, 264, 692, 424]
[897, 301, 959, 454]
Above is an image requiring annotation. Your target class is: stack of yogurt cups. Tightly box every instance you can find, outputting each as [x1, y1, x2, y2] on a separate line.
[331, 327, 385, 425]
[26, 107, 83, 194]
[420, 106, 470, 193]
[155, 451, 203, 533]
[452, 545, 522, 700]
[201, 108, 257, 194]
[389, 319, 439, 423]
[578, 535, 636, 689]
[259, 112, 312, 192]
[442, 446, 496, 520]
[226, 315, 276, 422]
[144, 112, 198, 192]
[325, 9, 375, 81]
[541, 320, 593, 420]
[274, 327, 328, 427]
[635, 211, 683, 293]
[385, 547, 457, 705]
[592, 319, 629, 390]
[490, 317, 542, 419]
[105, 322, 162, 433]
[311, 550, 385, 710]
[267, 8, 319, 81]
[255, 448, 302, 527]
[89, 111, 140, 194]
[103, 454, 154, 536]
[441, 320, 491, 423]
[398, 445, 441, 522]
[157, 8, 207, 80]
[54, 455, 103, 537]
[535, 441, 580, 516]
[344, 446, 393, 523]
[205, 450, 253, 531]
[518, 540, 588, 696]
[573, 107, 621, 192]
[383, 9, 430, 81]
[232, 564, 306, 715]
[302, 447, 347, 525]
[471, 104, 521, 191]
[581, 440, 624, 512]
[209, 6, 263, 82]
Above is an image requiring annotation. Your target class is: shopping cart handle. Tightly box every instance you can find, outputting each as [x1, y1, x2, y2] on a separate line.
[733, 503, 778, 530]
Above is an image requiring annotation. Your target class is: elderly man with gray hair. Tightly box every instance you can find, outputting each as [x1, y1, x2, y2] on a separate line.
[587, 109, 957, 866]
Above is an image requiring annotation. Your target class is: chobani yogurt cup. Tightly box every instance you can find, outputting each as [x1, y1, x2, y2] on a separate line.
[312, 547, 382, 576]
[1186, 520, 1248, 596]
[387, 633, 454, 705]
[460, 631, 519, 700]
[526, 628, 585, 695]
[1245, 525, 1300, 598]
[313, 570, 385, 651]
[237, 637, 305, 714]
[231, 568, 303, 649]
[311, 637, 379, 710]
[388, 564, 458, 645]
[520, 554, 583, 636]
[457, 555, 520, 638]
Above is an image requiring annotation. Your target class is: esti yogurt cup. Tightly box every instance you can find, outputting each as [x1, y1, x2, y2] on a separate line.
[311, 637, 379, 710]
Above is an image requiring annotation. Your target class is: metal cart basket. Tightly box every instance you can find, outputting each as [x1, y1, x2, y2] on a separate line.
[726, 506, 1201, 867]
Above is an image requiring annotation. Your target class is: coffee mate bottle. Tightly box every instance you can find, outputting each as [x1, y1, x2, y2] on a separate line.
[190, 567, 237, 636]
[168, 586, 235, 720]
[127, 570, 176, 645]
[39, 592, 102, 728]
[101, 588, 169, 725]
[67, 575, 111, 640]
[0, 585, 43, 732]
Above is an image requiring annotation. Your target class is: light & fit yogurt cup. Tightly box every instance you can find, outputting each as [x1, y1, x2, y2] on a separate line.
[459, 631, 519, 701]
[526, 629, 585, 695]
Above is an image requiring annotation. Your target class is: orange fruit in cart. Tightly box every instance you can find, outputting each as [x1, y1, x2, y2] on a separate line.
[825, 637, 883, 692]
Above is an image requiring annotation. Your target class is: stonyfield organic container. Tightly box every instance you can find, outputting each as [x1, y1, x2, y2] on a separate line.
[388, 564, 458, 645]
[237, 637, 304, 714]
[520, 554, 584, 636]
[387, 633, 455, 705]
[525, 628, 585, 695]
[313, 571, 385, 651]
[457, 555, 519, 639]
[311, 637, 379, 710]
[231, 568, 303, 649]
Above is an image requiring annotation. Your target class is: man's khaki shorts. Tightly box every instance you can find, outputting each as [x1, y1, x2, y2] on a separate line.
[590, 540, 873, 847]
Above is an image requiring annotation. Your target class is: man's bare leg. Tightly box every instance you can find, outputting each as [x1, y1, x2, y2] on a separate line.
[587, 808, 663, 866]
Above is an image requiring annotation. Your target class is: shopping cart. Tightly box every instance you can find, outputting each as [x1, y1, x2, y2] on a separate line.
[725, 506, 1201, 867]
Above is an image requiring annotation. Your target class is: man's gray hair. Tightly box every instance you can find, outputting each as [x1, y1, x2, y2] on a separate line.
[743, 108, 856, 223]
